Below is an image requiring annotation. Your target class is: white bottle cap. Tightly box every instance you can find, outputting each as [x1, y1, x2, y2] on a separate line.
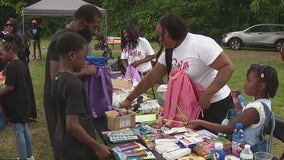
[215, 142, 224, 149]
[244, 144, 251, 149]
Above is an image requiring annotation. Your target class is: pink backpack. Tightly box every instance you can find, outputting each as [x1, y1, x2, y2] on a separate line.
[163, 68, 204, 127]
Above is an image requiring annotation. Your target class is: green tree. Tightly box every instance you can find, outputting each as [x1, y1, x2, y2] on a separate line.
[1, 0, 284, 41]
[0, 0, 27, 14]
[250, 0, 284, 23]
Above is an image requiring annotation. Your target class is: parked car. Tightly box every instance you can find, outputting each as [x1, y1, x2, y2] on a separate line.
[222, 24, 284, 51]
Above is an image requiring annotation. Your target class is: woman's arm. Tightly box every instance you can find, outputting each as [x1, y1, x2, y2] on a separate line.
[199, 51, 234, 109]
[132, 55, 156, 67]
[120, 62, 167, 109]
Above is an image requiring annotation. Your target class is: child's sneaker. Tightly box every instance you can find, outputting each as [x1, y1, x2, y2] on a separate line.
[28, 155, 35, 160]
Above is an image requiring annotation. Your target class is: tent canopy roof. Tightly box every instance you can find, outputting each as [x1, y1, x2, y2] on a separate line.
[22, 0, 107, 16]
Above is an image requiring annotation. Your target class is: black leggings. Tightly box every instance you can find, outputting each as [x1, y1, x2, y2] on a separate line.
[199, 94, 234, 124]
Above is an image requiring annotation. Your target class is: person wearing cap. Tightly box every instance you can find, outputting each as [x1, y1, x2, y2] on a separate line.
[28, 19, 44, 60]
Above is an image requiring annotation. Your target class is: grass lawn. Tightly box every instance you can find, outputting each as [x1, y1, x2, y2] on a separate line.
[0, 39, 283, 159]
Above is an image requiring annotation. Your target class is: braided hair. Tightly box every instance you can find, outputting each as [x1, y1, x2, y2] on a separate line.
[247, 64, 279, 98]
[1, 33, 20, 54]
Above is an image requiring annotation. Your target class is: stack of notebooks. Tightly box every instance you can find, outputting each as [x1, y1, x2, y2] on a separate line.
[139, 133, 173, 150]
[193, 137, 232, 159]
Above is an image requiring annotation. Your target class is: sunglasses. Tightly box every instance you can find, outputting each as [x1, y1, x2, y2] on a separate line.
[4, 23, 13, 27]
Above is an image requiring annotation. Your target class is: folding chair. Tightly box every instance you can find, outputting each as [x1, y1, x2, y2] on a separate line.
[267, 116, 284, 142]
[266, 115, 284, 159]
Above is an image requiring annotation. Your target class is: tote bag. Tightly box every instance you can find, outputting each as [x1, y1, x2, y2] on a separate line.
[82, 56, 113, 118]
[125, 65, 142, 83]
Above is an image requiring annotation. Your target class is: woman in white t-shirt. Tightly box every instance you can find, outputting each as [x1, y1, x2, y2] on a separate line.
[120, 24, 155, 74]
[120, 15, 235, 126]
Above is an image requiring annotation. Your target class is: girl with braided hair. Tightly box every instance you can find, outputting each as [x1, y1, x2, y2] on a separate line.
[187, 64, 279, 153]
[0, 34, 34, 160]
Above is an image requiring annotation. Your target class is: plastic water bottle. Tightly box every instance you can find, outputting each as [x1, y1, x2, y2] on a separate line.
[211, 142, 225, 160]
[237, 94, 246, 108]
[231, 123, 245, 157]
[240, 144, 253, 160]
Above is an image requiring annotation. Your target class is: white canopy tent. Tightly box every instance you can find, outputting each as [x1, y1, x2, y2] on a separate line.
[21, 0, 107, 34]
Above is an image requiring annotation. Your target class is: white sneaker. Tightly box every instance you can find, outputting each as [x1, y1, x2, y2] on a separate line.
[16, 155, 34, 160]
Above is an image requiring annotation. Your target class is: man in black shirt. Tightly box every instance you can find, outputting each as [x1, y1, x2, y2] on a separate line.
[44, 4, 101, 159]
[28, 19, 44, 60]
[51, 32, 112, 160]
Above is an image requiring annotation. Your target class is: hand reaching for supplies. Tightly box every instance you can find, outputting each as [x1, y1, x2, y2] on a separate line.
[119, 98, 132, 109]
[95, 144, 113, 160]
[185, 119, 202, 129]
[81, 65, 97, 76]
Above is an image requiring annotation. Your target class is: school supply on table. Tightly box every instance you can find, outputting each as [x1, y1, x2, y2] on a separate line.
[154, 138, 180, 154]
[194, 137, 232, 159]
[173, 129, 217, 148]
[105, 109, 136, 130]
[162, 148, 191, 160]
[135, 114, 157, 124]
[103, 128, 139, 143]
[178, 155, 206, 160]
[133, 124, 157, 136]
[112, 142, 156, 160]
[139, 133, 174, 151]
[162, 127, 191, 135]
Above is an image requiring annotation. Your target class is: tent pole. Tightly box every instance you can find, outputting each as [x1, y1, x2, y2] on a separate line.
[106, 13, 107, 37]
[22, 14, 25, 34]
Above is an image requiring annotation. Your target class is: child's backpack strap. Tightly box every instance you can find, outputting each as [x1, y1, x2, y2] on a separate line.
[260, 102, 275, 153]
[251, 102, 275, 153]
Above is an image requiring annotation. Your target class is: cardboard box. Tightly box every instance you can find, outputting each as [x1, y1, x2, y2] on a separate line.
[105, 109, 136, 130]
[111, 78, 132, 89]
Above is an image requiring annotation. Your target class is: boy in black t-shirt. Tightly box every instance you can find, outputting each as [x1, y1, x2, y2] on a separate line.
[51, 32, 112, 160]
